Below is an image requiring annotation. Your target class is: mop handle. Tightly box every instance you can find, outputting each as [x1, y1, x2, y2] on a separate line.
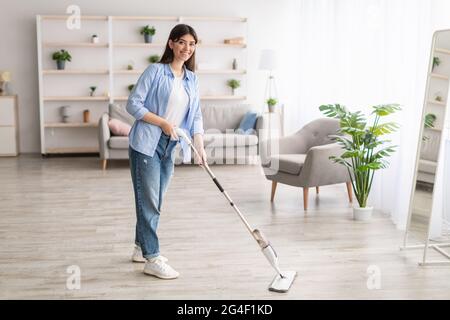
[176, 129, 259, 241]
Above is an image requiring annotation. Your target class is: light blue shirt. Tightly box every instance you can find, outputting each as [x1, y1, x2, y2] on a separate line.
[126, 63, 204, 162]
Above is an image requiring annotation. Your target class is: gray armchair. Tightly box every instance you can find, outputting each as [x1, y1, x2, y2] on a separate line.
[260, 118, 352, 210]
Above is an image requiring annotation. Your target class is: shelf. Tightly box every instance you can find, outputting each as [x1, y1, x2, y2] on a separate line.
[43, 42, 109, 48]
[113, 95, 246, 101]
[201, 95, 247, 100]
[428, 100, 446, 106]
[43, 96, 109, 101]
[113, 69, 247, 75]
[430, 73, 449, 80]
[435, 48, 450, 55]
[425, 127, 443, 132]
[43, 69, 109, 75]
[45, 122, 98, 128]
[41, 15, 108, 21]
[197, 69, 246, 75]
[110, 16, 246, 22]
[45, 147, 99, 154]
[113, 42, 246, 48]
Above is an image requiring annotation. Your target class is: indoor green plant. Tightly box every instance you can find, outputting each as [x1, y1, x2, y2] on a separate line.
[319, 103, 401, 220]
[128, 84, 135, 92]
[227, 79, 240, 95]
[140, 25, 156, 43]
[266, 97, 277, 113]
[433, 57, 441, 71]
[148, 55, 160, 64]
[89, 86, 96, 97]
[52, 49, 72, 70]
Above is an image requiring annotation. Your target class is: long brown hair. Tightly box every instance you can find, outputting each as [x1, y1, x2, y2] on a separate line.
[159, 24, 198, 72]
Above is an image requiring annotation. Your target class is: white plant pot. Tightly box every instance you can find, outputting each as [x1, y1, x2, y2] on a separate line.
[353, 205, 373, 221]
[92, 36, 99, 43]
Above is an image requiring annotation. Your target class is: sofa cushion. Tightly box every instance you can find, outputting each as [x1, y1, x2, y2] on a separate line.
[418, 159, 437, 174]
[236, 111, 258, 135]
[108, 136, 129, 149]
[270, 154, 307, 175]
[108, 118, 131, 136]
[202, 104, 258, 132]
[203, 133, 258, 148]
[109, 103, 135, 126]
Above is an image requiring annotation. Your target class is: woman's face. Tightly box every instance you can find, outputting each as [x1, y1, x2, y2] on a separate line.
[169, 34, 196, 62]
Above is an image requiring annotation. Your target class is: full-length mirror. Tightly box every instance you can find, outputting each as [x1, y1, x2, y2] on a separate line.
[402, 29, 450, 265]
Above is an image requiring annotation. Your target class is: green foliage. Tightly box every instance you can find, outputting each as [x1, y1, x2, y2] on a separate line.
[266, 98, 277, 107]
[89, 86, 96, 92]
[128, 84, 135, 92]
[433, 57, 441, 70]
[52, 49, 72, 62]
[148, 55, 160, 64]
[227, 79, 240, 89]
[319, 103, 401, 208]
[140, 25, 156, 36]
[424, 113, 436, 128]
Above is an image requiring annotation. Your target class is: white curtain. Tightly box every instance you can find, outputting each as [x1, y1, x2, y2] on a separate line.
[280, 0, 432, 229]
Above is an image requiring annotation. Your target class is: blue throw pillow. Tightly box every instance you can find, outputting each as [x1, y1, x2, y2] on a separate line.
[235, 111, 258, 135]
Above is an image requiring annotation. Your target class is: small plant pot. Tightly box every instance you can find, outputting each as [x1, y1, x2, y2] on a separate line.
[353, 205, 373, 221]
[268, 105, 276, 113]
[60, 106, 71, 122]
[56, 60, 65, 70]
[144, 34, 153, 43]
[83, 110, 90, 123]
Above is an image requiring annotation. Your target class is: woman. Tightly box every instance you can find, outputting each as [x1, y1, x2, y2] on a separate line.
[126, 24, 207, 279]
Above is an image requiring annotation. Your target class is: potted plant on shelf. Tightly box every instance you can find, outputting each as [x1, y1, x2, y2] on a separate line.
[319, 103, 401, 221]
[140, 25, 156, 43]
[227, 79, 240, 95]
[433, 56, 441, 71]
[128, 84, 135, 93]
[266, 97, 277, 113]
[91, 34, 99, 43]
[52, 49, 72, 70]
[89, 86, 97, 97]
[148, 55, 160, 64]
[423, 113, 437, 141]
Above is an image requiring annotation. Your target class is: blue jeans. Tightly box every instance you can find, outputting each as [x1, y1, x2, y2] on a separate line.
[129, 133, 177, 259]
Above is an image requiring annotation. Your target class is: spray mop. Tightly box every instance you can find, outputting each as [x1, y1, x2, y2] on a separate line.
[175, 128, 297, 293]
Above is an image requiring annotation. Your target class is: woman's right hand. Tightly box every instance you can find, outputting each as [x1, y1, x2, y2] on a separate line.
[160, 120, 178, 140]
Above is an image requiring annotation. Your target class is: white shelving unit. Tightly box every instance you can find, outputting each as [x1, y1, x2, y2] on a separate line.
[37, 14, 248, 154]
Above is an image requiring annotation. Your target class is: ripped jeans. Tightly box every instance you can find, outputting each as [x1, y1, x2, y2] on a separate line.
[129, 133, 177, 259]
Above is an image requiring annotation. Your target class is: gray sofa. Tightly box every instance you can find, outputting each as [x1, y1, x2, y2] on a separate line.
[260, 118, 353, 210]
[98, 103, 270, 169]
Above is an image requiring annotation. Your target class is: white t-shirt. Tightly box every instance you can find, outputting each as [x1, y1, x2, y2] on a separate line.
[164, 72, 189, 129]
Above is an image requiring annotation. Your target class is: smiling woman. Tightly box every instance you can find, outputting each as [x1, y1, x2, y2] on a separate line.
[126, 23, 206, 280]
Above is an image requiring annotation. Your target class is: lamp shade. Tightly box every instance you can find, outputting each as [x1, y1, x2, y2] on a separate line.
[0, 71, 11, 82]
[258, 49, 278, 70]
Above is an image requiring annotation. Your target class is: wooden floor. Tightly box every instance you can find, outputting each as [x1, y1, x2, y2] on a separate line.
[1, 155, 450, 300]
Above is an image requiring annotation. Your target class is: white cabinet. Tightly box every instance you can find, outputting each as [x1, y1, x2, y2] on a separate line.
[0, 95, 19, 156]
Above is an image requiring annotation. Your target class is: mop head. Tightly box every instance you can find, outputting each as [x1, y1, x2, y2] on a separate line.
[268, 271, 297, 293]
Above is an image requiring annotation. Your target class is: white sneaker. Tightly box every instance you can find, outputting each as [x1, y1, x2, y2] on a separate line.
[143, 256, 179, 279]
[131, 246, 168, 263]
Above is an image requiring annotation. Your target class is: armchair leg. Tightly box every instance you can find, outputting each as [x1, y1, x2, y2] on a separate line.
[101, 159, 107, 170]
[270, 181, 277, 202]
[346, 181, 353, 203]
[303, 187, 309, 211]
[316, 186, 319, 194]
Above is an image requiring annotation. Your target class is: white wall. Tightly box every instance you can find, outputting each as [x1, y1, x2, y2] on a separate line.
[0, 0, 300, 153]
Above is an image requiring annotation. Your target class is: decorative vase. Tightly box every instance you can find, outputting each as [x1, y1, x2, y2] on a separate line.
[353, 205, 373, 221]
[56, 60, 65, 70]
[232, 58, 237, 70]
[60, 105, 71, 123]
[144, 34, 153, 43]
[83, 110, 90, 123]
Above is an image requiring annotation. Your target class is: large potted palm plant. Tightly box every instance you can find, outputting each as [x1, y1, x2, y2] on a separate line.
[319, 103, 401, 220]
